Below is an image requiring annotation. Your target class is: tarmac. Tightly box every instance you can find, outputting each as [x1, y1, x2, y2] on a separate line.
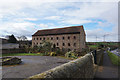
[2, 56, 70, 79]
[94, 51, 119, 79]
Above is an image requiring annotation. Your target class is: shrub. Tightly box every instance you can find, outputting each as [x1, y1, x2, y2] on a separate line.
[65, 51, 78, 59]
[49, 52, 56, 56]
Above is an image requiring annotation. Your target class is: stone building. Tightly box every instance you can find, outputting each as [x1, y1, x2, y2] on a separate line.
[32, 25, 86, 52]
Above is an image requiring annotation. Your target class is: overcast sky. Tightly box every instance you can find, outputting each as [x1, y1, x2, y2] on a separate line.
[0, 0, 119, 42]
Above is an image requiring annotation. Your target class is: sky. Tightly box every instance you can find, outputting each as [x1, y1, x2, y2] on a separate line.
[0, 0, 119, 42]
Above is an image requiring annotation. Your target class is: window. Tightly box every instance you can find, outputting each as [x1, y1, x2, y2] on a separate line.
[74, 43, 76, 47]
[74, 36, 76, 39]
[53, 44, 56, 48]
[40, 43, 42, 45]
[68, 36, 70, 39]
[56, 37, 59, 40]
[43, 37, 45, 40]
[37, 38, 38, 40]
[37, 43, 38, 45]
[34, 38, 35, 40]
[40, 38, 42, 40]
[51, 37, 53, 40]
[62, 37, 65, 40]
[57, 43, 59, 46]
[68, 43, 70, 46]
[63, 43, 65, 46]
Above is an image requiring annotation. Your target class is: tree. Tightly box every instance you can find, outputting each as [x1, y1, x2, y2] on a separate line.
[24, 45, 32, 53]
[20, 35, 27, 41]
[8, 34, 17, 43]
[17, 35, 27, 41]
[41, 41, 53, 53]
[17, 36, 21, 41]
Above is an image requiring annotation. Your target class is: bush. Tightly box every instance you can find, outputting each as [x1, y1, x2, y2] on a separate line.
[49, 52, 56, 56]
[65, 51, 78, 59]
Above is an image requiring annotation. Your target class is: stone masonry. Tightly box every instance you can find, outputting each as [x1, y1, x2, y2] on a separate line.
[32, 25, 86, 52]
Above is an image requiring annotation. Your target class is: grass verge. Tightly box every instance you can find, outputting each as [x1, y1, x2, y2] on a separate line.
[2, 53, 47, 57]
[107, 51, 120, 66]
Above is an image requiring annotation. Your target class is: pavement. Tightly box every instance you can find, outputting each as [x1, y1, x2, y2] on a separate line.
[94, 51, 119, 79]
[2, 56, 71, 79]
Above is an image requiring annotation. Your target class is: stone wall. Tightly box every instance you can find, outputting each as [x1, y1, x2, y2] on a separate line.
[26, 54, 95, 79]
[32, 34, 82, 52]
[2, 43, 19, 49]
[2, 49, 25, 54]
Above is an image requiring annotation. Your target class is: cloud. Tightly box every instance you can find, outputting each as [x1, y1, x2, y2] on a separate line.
[38, 24, 49, 29]
[85, 28, 118, 42]
[44, 16, 61, 20]
[0, 0, 118, 41]
[23, 18, 38, 21]
[61, 19, 92, 24]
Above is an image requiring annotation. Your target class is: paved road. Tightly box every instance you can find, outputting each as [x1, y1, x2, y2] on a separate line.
[2, 56, 71, 79]
[94, 52, 119, 79]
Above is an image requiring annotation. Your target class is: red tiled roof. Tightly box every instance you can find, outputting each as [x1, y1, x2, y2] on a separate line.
[32, 25, 84, 36]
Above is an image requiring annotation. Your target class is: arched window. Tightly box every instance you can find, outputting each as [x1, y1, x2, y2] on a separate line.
[51, 37, 53, 40]
[43, 37, 45, 40]
[74, 43, 76, 47]
[74, 36, 76, 39]
[68, 43, 70, 46]
[40, 38, 42, 40]
[56, 37, 59, 40]
[57, 43, 59, 46]
[37, 38, 38, 40]
[68, 36, 70, 39]
[62, 37, 65, 40]
[63, 43, 65, 46]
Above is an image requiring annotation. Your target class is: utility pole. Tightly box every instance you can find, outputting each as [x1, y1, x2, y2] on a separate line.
[103, 35, 105, 42]
[96, 36, 98, 42]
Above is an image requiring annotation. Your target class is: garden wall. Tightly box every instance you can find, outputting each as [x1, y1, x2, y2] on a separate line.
[26, 53, 95, 79]
[2, 49, 25, 54]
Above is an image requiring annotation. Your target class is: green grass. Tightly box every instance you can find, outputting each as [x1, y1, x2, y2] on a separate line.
[2, 53, 47, 57]
[107, 51, 120, 66]
[88, 45, 98, 48]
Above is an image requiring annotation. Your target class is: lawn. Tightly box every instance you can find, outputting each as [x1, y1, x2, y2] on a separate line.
[107, 51, 120, 66]
[88, 45, 98, 48]
[2, 53, 47, 57]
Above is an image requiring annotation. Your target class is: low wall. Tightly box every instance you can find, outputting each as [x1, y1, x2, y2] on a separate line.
[96, 49, 104, 65]
[26, 54, 94, 79]
[2, 49, 25, 54]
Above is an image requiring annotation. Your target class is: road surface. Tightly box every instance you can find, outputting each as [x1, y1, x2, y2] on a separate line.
[2, 56, 71, 79]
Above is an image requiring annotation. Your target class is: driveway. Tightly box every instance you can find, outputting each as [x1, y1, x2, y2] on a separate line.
[2, 56, 71, 79]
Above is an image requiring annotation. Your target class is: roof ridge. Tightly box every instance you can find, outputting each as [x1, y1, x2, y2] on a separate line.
[33, 25, 83, 36]
[38, 25, 83, 31]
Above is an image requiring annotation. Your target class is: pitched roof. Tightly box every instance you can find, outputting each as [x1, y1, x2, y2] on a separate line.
[32, 25, 84, 36]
